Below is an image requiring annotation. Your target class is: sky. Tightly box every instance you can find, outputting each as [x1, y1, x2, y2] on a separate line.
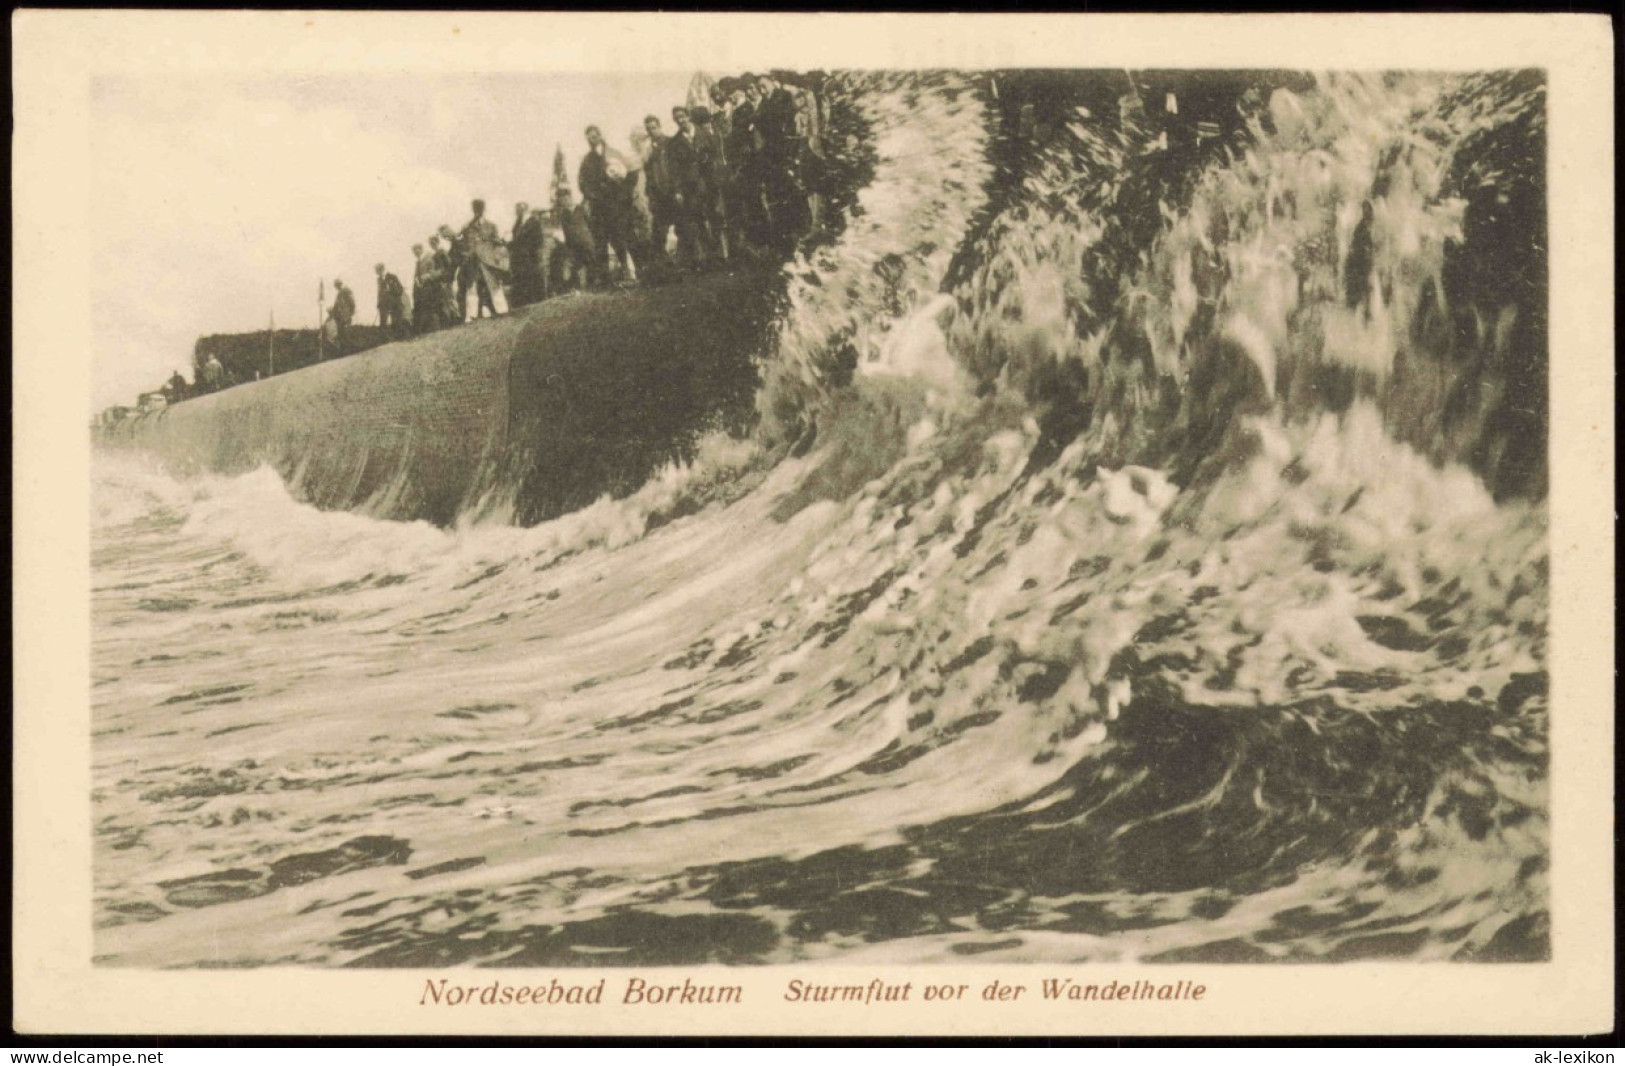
[89, 72, 697, 411]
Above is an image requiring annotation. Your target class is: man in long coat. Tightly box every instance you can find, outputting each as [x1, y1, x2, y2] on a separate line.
[509, 202, 550, 308]
[458, 199, 507, 319]
[325, 278, 356, 353]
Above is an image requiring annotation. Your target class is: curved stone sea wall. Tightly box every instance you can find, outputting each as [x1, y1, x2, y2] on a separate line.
[100, 270, 774, 527]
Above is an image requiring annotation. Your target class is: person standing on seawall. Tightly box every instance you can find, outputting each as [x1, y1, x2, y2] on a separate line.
[432, 230, 462, 325]
[691, 104, 731, 264]
[326, 278, 356, 354]
[459, 199, 508, 319]
[755, 72, 807, 250]
[509, 202, 546, 309]
[199, 352, 226, 393]
[375, 262, 409, 337]
[726, 76, 767, 252]
[666, 106, 709, 270]
[641, 114, 677, 270]
[578, 125, 639, 285]
[412, 242, 441, 333]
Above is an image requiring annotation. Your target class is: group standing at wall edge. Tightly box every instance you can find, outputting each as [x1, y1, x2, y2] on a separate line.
[101, 71, 832, 421]
[351, 70, 830, 349]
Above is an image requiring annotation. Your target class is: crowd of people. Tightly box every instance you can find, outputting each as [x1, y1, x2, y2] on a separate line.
[334, 70, 831, 352]
[99, 71, 833, 423]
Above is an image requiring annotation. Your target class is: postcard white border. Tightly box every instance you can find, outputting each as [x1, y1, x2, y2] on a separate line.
[12, 11, 1614, 1036]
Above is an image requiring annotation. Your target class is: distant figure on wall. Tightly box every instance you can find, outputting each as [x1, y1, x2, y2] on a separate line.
[164, 369, 189, 404]
[375, 262, 410, 337]
[459, 199, 508, 320]
[199, 353, 226, 393]
[324, 278, 356, 354]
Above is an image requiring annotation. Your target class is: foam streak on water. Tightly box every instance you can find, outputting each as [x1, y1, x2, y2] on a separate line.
[92, 69, 1548, 968]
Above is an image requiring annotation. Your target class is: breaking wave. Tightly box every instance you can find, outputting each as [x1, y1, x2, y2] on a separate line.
[91, 69, 1548, 967]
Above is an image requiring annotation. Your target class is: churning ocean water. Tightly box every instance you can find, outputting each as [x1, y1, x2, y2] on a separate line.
[91, 69, 1550, 968]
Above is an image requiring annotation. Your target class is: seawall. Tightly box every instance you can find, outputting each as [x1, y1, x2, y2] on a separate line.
[99, 269, 775, 527]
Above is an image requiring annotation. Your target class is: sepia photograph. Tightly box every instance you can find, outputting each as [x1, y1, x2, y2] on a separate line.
[13, 11, 1614, 1037]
